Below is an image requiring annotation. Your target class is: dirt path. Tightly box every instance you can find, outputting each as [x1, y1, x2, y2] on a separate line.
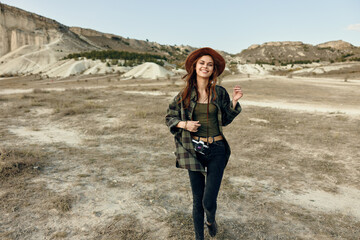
[223, 74, 360, 85]
[123, 90, 360, 117]
[240, 99, 360, 116]
[4, 85, 357, 116]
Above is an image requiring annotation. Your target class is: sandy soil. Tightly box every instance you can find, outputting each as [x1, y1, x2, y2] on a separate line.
[1, 73, 359, 239]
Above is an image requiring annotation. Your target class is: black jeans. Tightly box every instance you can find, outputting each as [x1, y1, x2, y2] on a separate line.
[188, 140, 227, 240]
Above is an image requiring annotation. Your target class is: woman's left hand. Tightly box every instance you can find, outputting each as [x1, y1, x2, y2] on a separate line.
[233, 85, 243, 101]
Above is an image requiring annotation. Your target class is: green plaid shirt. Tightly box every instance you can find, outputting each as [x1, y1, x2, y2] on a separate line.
[165, 85, 242, 172]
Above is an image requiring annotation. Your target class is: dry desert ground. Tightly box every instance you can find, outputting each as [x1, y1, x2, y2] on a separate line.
[0, 73, 360, 239]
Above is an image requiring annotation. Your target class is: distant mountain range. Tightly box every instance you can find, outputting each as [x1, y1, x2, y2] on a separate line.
[236, 40, 360, 65]
[0, 2, 359, 77]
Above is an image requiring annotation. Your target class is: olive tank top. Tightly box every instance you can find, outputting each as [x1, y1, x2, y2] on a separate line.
[192, 103, 220, 137]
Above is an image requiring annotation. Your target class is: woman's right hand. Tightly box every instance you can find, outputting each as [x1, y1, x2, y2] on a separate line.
[185, 121, 201, 132]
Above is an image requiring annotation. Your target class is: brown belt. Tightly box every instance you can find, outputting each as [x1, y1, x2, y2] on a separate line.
[192, 135, 223, 144]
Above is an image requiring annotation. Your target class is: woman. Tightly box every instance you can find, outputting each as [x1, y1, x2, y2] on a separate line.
[165, 47, 243, 239]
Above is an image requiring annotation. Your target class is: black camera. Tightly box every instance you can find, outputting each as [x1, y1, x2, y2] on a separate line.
[192, 139, 210, 155]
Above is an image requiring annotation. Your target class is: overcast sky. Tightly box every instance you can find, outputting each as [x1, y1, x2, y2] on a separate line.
[2, 0, 360, 54]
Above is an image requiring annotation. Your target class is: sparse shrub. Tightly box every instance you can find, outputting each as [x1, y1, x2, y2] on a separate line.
[33, 88, 50, 94]
[63, 50, 167, 63]
[0, 148, 44, 179]
[96, 214, 150, 239]
[51, 232, 68, 239]
[350, 57, 360, 62]
[111, 59, 118, 65]
[21, 94, 35, 99]
[165, 211, 194, 239]
[51, 194, 74, 212]
[63, 101, 104, 116]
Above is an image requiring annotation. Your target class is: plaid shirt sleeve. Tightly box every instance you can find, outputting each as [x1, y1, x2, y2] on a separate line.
[165, 95, 182, 135]
[218, 86, 242, 126]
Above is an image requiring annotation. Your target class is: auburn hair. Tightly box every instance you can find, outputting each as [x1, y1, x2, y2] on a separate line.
[178, 55, 218, 108]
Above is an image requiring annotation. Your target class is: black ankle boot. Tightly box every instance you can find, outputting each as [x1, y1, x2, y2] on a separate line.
[205, 220, 218, 237]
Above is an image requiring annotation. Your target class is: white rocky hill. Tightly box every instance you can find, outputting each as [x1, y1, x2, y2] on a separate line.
[35, 59, 131, 78]
[122, 62, 175, 80]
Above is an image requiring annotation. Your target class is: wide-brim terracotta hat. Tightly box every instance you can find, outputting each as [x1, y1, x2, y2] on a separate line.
[185, 47, 225, 76]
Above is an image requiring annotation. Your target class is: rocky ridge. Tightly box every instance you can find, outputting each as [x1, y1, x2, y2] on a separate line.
[0, 3, 96, 57]
[236, 40, 360, 65]
[0, 3, 195, 60]
[317, 40, 355, 50]
[0, 3, 196, 76]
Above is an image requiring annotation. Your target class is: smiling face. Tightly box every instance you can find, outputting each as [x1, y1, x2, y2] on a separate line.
[195, 55, 214, 80]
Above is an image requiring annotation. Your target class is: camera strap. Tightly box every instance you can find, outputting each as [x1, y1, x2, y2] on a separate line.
[206, 88, 210, 146]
